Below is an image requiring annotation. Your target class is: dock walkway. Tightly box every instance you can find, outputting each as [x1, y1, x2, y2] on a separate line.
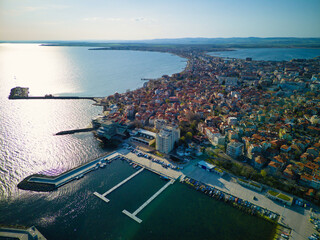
[122, 179, 174, 223]
[94, 167, 144, 203]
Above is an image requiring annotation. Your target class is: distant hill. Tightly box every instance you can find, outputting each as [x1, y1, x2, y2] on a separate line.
[2, 37, 320, 48]
[131, 37, 320, 48]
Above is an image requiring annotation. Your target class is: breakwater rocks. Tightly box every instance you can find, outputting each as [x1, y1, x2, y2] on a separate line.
[181, 176, 279, 223]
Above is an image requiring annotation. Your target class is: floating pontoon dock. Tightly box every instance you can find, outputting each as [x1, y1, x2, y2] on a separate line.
[122, 179, 174, 223]
[94, 167, 145, 203]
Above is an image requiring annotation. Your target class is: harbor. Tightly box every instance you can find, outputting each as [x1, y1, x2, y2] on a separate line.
[94, 167, 145, 203]
[16, 146, 315, 239]
[122, 179, 174, 223]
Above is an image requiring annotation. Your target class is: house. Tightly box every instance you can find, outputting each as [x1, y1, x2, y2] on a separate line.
[283, 164, 295, 179]
[304, 162, 319, 175]
[267, 161, 281, 175]
[300, 174, 320, 190]
[280, 145, 291, 153]
[254, 155, 267, 169]
[247, 144, 262, 159]
[273, 155, 287, 168]
[306, 147, 319, 158]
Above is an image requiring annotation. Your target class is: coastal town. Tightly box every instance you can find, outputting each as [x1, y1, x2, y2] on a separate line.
[9, 47, 320, 240]
[93, 47, 320, 206]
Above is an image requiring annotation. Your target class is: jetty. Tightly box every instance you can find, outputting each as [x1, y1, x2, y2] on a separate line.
[18, 152, 120, 191]
[55, 127, 95, 135]
[8, 87, 99, 100]
[122, 179, 174, 223]
[9, 96, 96, 100]
[141, 78, 158, 81]
[94, 167, 144, 203]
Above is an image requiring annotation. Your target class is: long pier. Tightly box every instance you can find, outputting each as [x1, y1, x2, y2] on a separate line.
[55, 128, 95, 135]
[94, 167, 144, 203]
[9, 96, 95, 100]
[122, 179, 174, 223]
[20, 152, 120, 190]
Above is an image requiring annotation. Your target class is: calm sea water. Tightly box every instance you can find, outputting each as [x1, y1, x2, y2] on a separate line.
[0, 44, 275, 240]
[209, 48, 320, 61]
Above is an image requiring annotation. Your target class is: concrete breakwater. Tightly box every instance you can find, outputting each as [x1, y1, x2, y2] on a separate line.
[55, 128, 95, 135]
[18, 152, 120, 192]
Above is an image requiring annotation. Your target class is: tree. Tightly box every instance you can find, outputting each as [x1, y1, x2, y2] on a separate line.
[186, 132, 193, 140]
[260, 169, 267, 178]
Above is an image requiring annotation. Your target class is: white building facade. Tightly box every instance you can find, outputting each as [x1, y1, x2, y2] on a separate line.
[156, 125, 180, 154]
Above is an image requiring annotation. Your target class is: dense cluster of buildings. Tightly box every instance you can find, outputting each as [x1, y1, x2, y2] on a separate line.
[94, 49, 320, 201]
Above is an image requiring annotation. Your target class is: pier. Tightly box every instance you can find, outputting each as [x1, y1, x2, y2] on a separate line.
[18, 152, 120, 191]
[55, 127, 95, 135]
[94, 167, 144, 203]
[9, 96, 96, 100]
[122, 179, 174, 223]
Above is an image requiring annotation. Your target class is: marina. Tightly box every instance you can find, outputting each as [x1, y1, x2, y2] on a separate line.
[122, 179, 174, 223]
[94, 167, 145, 203]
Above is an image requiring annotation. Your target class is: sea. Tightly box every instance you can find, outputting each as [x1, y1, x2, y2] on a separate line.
[209, 48, 320, 61]
[3, 44, 317, 240]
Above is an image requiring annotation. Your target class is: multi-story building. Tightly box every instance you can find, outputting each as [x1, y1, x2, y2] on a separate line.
[156, 125, 180, 154]
[131, 129, 156, 146]
[154, 119, 167, 130]
[226, 141, 244, 159]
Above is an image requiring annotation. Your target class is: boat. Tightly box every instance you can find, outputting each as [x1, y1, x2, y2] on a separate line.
[160, 175, 169, 181]
[76, 174, 84, 180]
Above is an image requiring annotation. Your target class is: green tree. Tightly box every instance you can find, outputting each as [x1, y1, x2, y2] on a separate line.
[186, 132, 193, 140]
[260, 169, 267, 178]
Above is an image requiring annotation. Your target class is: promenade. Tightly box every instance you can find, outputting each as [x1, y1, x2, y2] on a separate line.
[182, 163, 315, 240]
[117, 148, 183, 180]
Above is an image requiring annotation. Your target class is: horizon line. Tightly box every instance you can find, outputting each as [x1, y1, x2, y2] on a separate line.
[1, 36, 320, 43]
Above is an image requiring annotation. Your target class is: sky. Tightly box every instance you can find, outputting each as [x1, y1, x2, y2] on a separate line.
[1, 0, 320, 41]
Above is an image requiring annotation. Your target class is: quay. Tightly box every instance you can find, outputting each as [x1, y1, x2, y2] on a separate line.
[122, 179, 174, 223]
[94, 167, 144, 203]
[118, 149, 183, 180]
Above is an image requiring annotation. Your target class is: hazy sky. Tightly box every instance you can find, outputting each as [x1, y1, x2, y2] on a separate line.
[1, 0, 320, 41]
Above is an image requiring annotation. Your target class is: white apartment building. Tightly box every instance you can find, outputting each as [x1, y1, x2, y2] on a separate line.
[156, 125, 180, 154]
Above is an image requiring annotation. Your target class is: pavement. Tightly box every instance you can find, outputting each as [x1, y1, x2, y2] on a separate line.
[182, 163, 316, 240]
[117, 148, 183, 180]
